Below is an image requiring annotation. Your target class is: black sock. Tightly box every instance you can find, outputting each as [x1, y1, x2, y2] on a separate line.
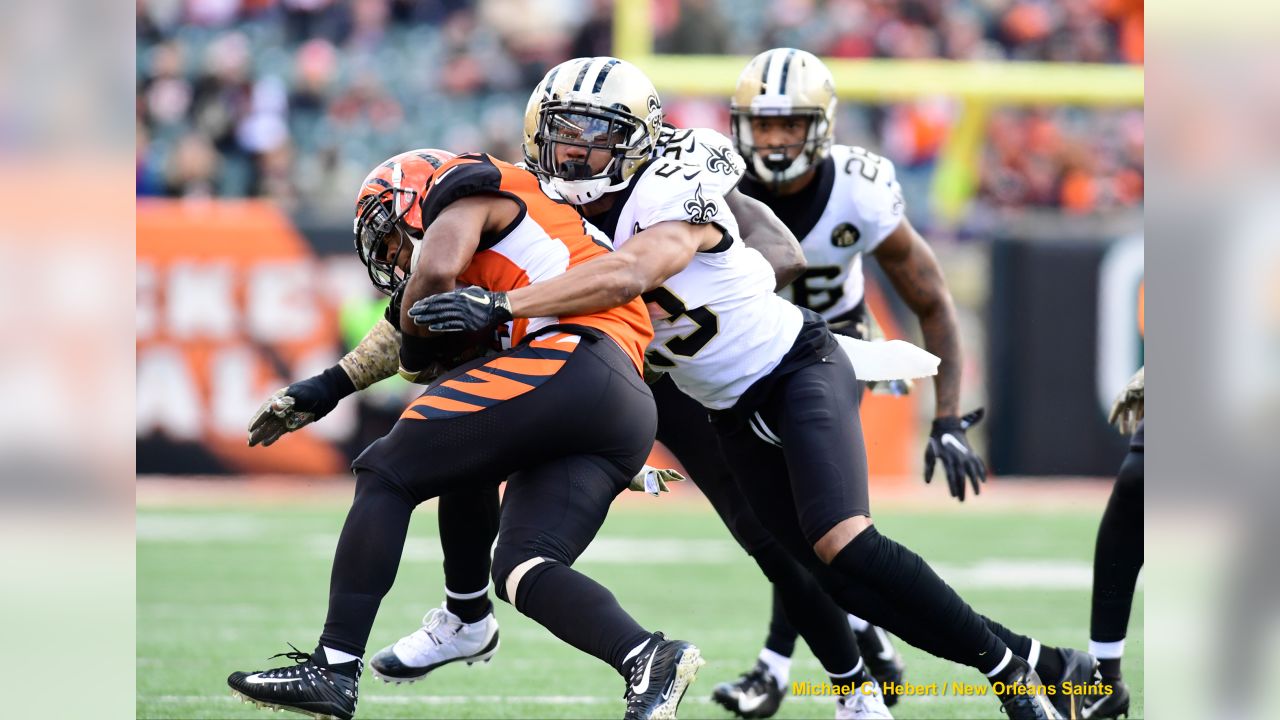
[752, 541, 859, 672]
[829, 526, 1007, 672]
[319, 470, 416, 657]
[763, 585, 798, 658]
[439, 486, 500, 624]
[446, 594, 493, 624]
[1098, 657, 1123, 682]
[1036, 646, 1065, 684]
[514, 560, 652, 676]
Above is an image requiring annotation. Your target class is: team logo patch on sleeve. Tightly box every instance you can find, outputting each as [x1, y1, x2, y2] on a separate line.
[831, 222, 861, 248]
[683, 184, 720, 224]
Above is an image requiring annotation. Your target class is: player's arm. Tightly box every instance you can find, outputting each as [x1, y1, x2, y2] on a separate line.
[723, 188, 806, 290]
[873, 217, 961, 417]
[409, 220, 717, 331]
[873, 217, 987, 500]
[507, 221, 713, 317]
[247, 317, 402, 447]
[398, 194, 519, 337]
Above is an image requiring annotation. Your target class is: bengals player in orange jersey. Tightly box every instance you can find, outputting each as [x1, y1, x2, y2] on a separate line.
[229, 150, 706, 720]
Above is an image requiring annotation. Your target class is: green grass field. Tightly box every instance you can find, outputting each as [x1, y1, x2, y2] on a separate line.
[138, 491, 1143, 719]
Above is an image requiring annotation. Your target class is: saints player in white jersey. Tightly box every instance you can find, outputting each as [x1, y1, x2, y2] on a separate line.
[413, 56, 1093, 720]
[710, 48, 994, 717]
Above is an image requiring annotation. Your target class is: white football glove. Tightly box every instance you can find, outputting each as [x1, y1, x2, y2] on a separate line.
[1108, 366, 1144, 435]
[628, 465, 686, 495]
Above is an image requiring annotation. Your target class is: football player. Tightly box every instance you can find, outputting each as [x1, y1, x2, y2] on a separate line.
[413, 56, 1090, 720]
[246, 150, 508, 689]
[710, 48, 989, 717]
[1080, 367, 1143, 718]
[228, 148, 705, 720]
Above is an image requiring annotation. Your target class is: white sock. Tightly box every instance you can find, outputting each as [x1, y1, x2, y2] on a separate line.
[827, 657, 864, 682]
[323, 646, 360, 665]
[1089, 639, 1126, 660]
[847, 614, 870, 633]
[983, 648, 1013, 678]
[444, 584, 490, 600]
[758, 647, 791, 689]
[622, 637, 651, 666]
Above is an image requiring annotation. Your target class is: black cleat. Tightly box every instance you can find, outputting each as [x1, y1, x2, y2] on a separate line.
[855, 625, 906, 707]
[710, 660, 787, 719]
[623, 633, 705, 720]
[1080, 679, 1130, 719]
[228, 645, 361, 720]
[1048, 648, 1100, 719]
[995, 656, 1062, 720]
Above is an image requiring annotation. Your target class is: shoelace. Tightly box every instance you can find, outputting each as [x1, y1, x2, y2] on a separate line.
[404, 607, 460, 654]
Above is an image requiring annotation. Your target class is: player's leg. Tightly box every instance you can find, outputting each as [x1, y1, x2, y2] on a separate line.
[227, 334, 628, 718]
[370, 483, 503, 684]
[490, 342, 704, 719]
[652, 376, 864, 718]
[715, 350, 1059, 719]
[1083, 423, 1143, 718]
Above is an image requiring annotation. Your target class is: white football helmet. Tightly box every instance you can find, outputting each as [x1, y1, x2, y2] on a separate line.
[730, 48, 837, 186]
[523, 57, 664, 205]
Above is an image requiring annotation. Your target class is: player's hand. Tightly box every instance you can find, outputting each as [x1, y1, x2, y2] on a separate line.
[628, 465, 686, 496]
[1108, 366, 1144, 435]
[408, 287, 513, 333]
[924, 408, 987, 502]
[384, 281, 407, 331]
[247, 368, 354, 447]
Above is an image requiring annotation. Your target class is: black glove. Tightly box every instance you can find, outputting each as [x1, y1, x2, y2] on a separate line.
[924, 408, 987, 502]
[384, 281, 407, 330]
[408, 286, 513, 333]
[247, 366, 357, 447]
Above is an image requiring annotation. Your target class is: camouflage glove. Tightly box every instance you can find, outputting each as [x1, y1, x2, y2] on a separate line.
[247, 367, 356, 447]
[1108, 366, 1144, 435]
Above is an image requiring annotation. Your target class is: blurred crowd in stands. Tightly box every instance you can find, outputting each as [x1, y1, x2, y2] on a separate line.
[137, 0, 1143, 224]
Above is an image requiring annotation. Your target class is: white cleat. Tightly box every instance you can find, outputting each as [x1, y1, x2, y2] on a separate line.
[836, 680, 893, 719]
[369, 604, 499, 684]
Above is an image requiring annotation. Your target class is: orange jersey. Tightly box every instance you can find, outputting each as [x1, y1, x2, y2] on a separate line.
[419, 153, 653, 372]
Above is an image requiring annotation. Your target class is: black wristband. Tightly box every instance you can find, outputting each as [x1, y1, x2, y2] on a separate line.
[320, 364, 358, 399]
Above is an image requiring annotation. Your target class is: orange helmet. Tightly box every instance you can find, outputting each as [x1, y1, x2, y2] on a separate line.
[354, 148, 456, 294]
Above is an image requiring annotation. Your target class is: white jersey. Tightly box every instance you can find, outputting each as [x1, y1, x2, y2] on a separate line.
[592, 127, 803, 409]
[755, 144, 905, 320]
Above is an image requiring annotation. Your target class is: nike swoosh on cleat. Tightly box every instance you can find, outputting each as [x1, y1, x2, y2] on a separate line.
[737, 692, 768, 713]
[1082, 697, 1108, 718]
[631, 650, 657, 695]
[941, 434, 968, 452]
[244, 675, 303, 685]
[874, 628, 896, 661]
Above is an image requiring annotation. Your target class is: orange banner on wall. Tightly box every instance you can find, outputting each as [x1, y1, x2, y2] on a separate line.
[137, 200, 350, 474]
